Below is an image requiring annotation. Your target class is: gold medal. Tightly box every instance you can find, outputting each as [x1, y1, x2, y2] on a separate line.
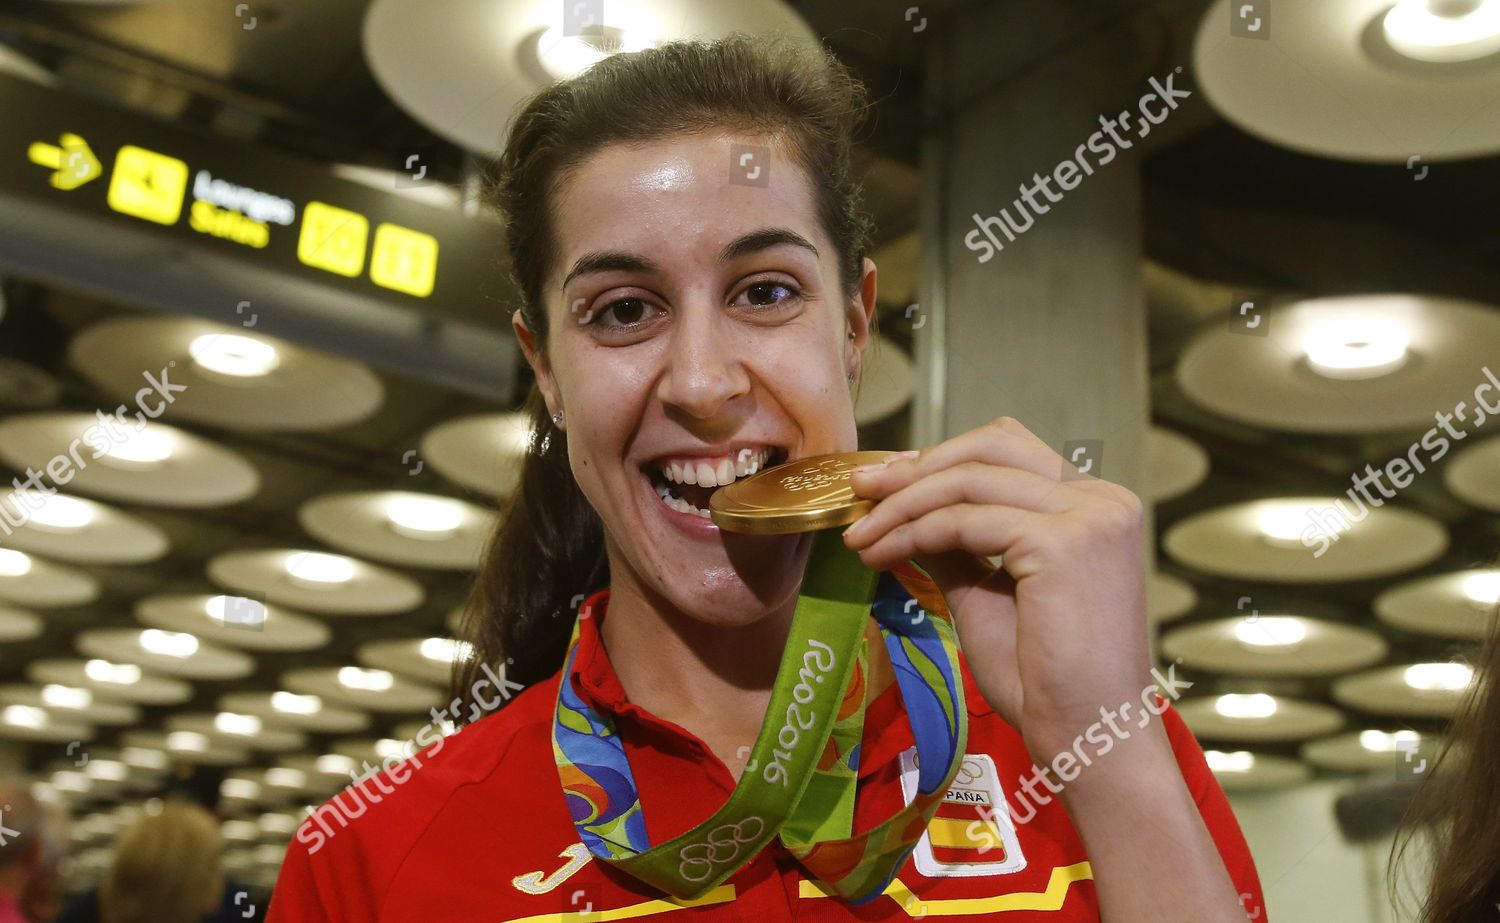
[709, 450, 895, 534]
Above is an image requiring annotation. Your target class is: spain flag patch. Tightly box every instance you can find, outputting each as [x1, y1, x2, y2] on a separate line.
[899, 749, 1028, 878]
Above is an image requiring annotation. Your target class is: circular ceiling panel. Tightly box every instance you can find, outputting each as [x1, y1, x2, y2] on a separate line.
[1148, 427, 1211, 503]
[0, 684, 142, 726]
[68, 316, 384, 432]
[419, 413, 530, 498]
[0, 605, 43, 642]
[0, 412, 260, 508]
[1205, 752, 1312, 793]
[0, 551, 99, 608]
[1161, 616, 1388, 677]
[26, 659, 192, 706]
[1163, 497, 1447, 582]
[0, 492, 168, 565]
[1177, 295, 1500, 433]
[1194, 0, 1500, 162]
[282, 666, 443, 714]
[1445, 436, 1500, 511]
[206, 548, 424, 616]
[165, 713, 309, 753]
[0, 704, 93, 744]
[1375, 569, 1499, 640]
[120, 730, 249, 768]
[1301, 729, 1442, 774]
[854, 335, 915, 425]
[298, 491, 495, 571]
[356, 637, 471, 686]
[364, 0, 821, 155]
[74, 629, 256, 681]
[1333, 663, 1476, 718]
[1176, 694, 1346, 742]
[1147, 572, 1199, 623]
[136, 593, 331, 653]
[216, 691, 371, 735]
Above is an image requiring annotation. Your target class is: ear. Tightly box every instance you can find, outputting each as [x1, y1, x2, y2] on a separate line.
[845, 257, 878, 378]
[512, 310, 563, 417]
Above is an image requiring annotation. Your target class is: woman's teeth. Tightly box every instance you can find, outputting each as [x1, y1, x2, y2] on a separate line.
[658, 447, 773, 488]
[656, 486, 713, 519]
[653, 447, 776, 519]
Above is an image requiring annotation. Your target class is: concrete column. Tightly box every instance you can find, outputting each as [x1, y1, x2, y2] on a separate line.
[916, 1, 1158, 553]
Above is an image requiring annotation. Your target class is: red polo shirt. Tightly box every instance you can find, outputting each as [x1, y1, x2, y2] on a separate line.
[267, 563, 1265, 921]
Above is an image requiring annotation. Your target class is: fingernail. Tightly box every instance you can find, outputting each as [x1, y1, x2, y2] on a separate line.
[852, 464, 883, 473]
[883, 450, 919, 464]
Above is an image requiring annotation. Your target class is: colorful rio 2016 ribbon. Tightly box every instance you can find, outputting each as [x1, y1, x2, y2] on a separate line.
[551, 529, 969, 905]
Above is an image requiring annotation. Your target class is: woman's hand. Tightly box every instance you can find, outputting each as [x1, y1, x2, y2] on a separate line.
[841, 416, 1153, 757]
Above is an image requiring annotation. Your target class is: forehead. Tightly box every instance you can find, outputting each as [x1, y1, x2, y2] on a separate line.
[549, 132, 823, 275]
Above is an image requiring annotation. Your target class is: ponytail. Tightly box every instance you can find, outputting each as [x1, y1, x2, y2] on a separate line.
[451, 388, 607, 712]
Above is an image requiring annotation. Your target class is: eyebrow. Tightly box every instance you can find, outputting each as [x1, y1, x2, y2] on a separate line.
[560, 227, 820, 292]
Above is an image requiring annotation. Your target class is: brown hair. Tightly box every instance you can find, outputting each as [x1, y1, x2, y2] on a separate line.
[451, 34, 875, 716]
[99, 800, 224, 923]
[1390, 592, 1500, 921]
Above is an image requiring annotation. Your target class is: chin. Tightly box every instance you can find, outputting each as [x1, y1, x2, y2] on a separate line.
[671, 558, 807, 627]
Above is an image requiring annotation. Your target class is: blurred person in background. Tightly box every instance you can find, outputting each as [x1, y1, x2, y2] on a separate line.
[0, 780, 43, 923]
[1391, 577, 1500, 921]
[57, 767, 264, 923]
[19, 799, 70, 923]
[93, 800, 223, 923]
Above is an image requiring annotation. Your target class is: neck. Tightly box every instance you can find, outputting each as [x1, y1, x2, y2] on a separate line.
[600, 579, 796, 755]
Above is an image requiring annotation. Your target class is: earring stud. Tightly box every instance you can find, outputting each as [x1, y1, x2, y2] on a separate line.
[551, 410, 565, 425]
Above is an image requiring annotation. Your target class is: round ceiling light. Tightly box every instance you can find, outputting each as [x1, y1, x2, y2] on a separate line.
[1232, 616, 1308, 648]
[533, 24, 656, 80]
[1301, 317, 1411, 380]
[1194, 0, 1500, 162]
[1383, 0, 1500, 63]
[188, 333, 282, 379]
[363, 0, 822, 156]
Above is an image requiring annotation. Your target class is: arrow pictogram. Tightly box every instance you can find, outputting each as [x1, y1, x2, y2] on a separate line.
[27, 132, 102, 190]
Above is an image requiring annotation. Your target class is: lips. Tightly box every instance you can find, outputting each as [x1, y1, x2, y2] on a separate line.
[644, 445, 789, 519]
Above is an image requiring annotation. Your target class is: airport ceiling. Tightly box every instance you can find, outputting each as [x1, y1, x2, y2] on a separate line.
[0, 0, 1496, 836]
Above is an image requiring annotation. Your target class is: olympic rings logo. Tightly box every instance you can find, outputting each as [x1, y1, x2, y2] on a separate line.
[676, 817, 766, 882]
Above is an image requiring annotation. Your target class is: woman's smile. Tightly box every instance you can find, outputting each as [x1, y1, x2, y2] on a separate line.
[642, 443, 787, 523]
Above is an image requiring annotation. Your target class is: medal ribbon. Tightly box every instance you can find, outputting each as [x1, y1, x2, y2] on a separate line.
[552, 530, 968, 904]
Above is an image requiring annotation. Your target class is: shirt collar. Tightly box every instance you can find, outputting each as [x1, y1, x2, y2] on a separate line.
[564, 566, 992, 775]
[568, 587, 631, 717]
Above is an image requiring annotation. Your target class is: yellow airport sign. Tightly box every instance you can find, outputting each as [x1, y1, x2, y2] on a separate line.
[297, 200, 368, 277]
[27, 132, 102, 191]
[106, 144, 189, 225]
[370, 222, 438, 297]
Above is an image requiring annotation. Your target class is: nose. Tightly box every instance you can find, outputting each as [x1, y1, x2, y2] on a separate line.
[655, 302, 751, 420]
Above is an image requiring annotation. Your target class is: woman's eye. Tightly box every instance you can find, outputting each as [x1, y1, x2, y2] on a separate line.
[592, 298, 652, 328]
[738, 280, 801, 308]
